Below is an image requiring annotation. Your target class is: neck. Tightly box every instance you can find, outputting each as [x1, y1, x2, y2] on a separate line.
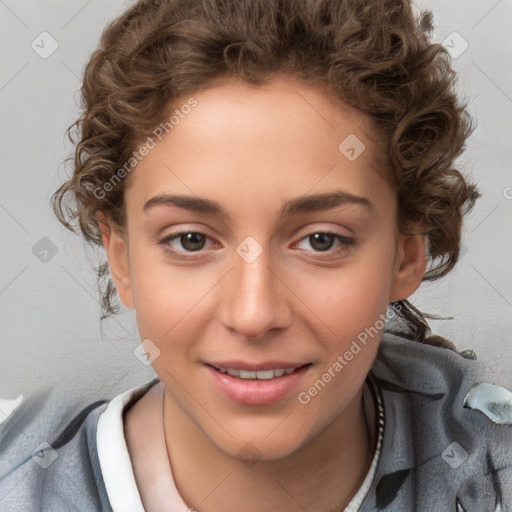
[163, 381, 376, 512]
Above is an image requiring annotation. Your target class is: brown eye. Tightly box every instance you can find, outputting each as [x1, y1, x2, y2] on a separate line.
[294, 231, 356, 259]
[308, 233, 335, 251]
[159, 231, 214, 260]
[176, 232, 207, 251]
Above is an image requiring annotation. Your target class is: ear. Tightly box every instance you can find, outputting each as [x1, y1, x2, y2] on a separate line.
[389, 232, 427, 302]
[97, 212, 134, 309]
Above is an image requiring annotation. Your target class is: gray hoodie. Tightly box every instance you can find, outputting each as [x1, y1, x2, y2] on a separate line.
[1, 331, 511, 511]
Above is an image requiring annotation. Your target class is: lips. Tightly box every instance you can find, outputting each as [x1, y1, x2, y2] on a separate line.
[205, 361, 311, 405]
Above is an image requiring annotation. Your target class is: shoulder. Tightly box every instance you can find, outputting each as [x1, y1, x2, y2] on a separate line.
[367, 331, 512, 511]
[0, 385, 111, 511]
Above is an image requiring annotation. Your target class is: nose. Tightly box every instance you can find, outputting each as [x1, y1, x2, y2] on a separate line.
[219, 244, 292, 340]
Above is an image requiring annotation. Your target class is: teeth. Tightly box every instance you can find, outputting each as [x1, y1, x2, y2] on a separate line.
[255, 370, 274, 380]
[240, 369, 257, 379]
[216, 366, 301, 379]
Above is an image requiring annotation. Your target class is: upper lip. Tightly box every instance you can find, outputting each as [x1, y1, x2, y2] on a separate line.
[206, 361, 310, 371]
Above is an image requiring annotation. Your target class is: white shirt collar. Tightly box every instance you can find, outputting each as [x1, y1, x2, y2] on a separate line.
[96, 377, 383, 512]
[96, 379, 157, 512]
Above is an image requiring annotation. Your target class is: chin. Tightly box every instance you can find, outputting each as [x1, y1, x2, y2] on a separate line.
[234, 441, 302, 464]
[211, 426, 311, 464]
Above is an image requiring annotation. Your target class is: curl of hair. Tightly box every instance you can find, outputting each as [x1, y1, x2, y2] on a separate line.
[52, 0, 479, 347]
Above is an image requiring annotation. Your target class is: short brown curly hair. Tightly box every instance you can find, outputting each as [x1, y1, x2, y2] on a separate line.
[51, 0, 479, 348]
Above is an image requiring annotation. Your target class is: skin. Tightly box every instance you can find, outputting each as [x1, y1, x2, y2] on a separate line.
[99, 75, 427, 512]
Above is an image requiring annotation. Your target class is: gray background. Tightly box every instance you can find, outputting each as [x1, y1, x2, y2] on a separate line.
[1, 0, 511, 403]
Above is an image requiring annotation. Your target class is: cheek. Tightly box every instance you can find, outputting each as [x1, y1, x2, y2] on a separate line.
[293, 265, 390, 432]
[300, 253, 395, 343]
[129, 247, 218, 346]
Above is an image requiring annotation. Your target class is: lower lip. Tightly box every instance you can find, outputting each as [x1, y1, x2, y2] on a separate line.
[205, 365, 310, 406]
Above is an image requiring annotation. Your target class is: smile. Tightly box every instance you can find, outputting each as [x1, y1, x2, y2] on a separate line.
[205, 363, 312, 405]
[211, 366, 303, 380]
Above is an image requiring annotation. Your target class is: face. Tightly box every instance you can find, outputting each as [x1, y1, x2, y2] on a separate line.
[101, 75, 426, 460]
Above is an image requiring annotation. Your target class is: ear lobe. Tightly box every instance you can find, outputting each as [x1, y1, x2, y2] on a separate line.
[97, 212, 134, 309]
[389, 233, 427, 302]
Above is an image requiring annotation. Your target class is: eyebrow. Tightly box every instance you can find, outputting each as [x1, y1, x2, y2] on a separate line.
[142, 190, 373, 219]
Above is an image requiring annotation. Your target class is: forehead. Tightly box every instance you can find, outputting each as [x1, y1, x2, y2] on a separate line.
[125, 75, 390, 216]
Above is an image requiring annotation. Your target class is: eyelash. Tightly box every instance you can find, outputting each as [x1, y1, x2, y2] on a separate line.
[158, 230, 355, 261]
